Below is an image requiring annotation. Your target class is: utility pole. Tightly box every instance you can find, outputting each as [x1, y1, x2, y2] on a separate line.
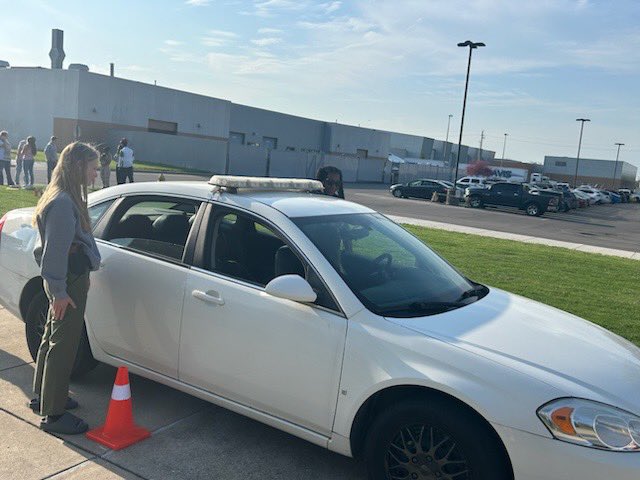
[573, 118, 590, 187]
[501, 133, 508, 167]
[444, 114, 453, 165]
[614, 142, 624, 189]
[478, 130, 485, 161]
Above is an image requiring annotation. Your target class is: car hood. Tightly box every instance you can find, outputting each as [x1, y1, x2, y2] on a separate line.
[388, 288, 640, 415]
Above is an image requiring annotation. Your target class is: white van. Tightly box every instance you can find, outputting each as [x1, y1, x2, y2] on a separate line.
[456, 176, 490, 188]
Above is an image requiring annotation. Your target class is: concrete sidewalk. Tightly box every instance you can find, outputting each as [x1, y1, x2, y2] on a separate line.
[0, 306, 365, 480]
[389, 215, 640, 261]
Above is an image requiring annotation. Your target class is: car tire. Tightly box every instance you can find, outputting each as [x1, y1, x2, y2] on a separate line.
[525, 202, 542, 216]
[25, 291, 98, 379]
[364, 398, 512, 480]
[468, 196, 483, 208]
[392, 189, 403, 198]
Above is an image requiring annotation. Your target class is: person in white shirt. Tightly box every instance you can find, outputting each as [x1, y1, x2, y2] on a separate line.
[115, 138, 134, 184]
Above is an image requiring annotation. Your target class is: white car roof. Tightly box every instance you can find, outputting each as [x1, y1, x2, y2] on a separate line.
[88, 181, 374, 218]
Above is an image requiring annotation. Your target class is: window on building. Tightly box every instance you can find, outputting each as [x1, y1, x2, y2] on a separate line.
[263, 136, 278, 150]
[285, 146, 296, 151]
[356, 149, 368, 159]
[229, 132, 245, 145]
[555, 161, 567, 167]
[148, 119, 178, 135]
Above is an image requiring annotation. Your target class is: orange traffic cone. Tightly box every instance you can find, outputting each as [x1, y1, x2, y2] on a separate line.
[86, 366, 150, 450]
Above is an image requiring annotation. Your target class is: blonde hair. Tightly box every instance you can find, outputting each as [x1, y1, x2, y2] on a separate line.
[33, 142, 99, 232]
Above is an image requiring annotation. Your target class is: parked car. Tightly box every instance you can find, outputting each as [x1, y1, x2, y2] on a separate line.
[456, 176, 491, 189]
[618, 189, 632, 203]
[571, 189, 591, 207]
[436, 180, 465, 198]
[2, 177, 640, 479]
[631, 191, 640, 203]
[530, 183, 573, 212]
[390, 179, 448, 201]
[606, 191, 622, 204]
[597, 190, 613, 204]
[578, 188, 605, 204]
[466, 182, 560, 216]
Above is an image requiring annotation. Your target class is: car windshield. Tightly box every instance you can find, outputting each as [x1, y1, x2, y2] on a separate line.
[293, 213, 484, 318]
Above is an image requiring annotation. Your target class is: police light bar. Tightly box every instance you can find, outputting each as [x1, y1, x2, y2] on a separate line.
[209, 175, 323, 192]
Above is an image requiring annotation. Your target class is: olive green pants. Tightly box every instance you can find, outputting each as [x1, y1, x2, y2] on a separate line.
[33, 272, 89, 416]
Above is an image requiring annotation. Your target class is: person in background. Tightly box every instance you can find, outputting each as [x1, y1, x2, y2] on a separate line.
[0, 130, 14, 186]
[14, 137, 26, 187]
[98, 144, 111, 188]
[116, 138, 134, 184]
[316, 166, 345, 199]
[31, 142, 101, 434]
[44, 136, 59, 183]
[19, 136, 37, 188]
[114, 138, 125, 184]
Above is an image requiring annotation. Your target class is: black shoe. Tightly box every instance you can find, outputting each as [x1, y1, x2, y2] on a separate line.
[29, 397, 79, 413]
[40, 412, 88, 435]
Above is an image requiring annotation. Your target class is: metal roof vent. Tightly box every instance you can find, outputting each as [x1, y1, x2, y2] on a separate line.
[68, 63, 89, 72]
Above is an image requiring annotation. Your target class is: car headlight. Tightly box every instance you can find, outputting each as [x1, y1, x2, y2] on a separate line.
[538, 398, 640, 451]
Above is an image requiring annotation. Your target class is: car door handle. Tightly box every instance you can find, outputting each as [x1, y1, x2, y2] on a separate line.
[192, 290, 225, 306]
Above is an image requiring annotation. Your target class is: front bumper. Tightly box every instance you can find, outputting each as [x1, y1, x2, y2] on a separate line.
[494, 424, 640, 480]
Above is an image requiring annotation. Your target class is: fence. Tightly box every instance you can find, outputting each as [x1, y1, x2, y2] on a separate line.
[105, 129, 456, 184]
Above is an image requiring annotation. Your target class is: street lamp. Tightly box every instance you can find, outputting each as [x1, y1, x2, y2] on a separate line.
[573, 118, 590, 187]
[614, 142, 624, 189]
[501, 133, 508, 167]
[444, 114, 453, 164]
[453, 40, 485, 187]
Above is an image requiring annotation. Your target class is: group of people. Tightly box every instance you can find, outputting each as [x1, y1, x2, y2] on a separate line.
[0, 131, 135, 189]
[0, 131, 51, 188]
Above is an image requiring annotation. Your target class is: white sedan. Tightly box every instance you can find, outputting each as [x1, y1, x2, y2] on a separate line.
[1, 176, 639, 480]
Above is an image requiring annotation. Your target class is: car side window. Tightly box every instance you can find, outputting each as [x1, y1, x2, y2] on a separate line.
[207, 211, 339, 311]
[88, 200, 116, 230]
[105, 197, 201, 262]
[408, 180, 421, 187]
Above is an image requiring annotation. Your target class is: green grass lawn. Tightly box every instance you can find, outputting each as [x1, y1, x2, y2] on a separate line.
[1, 185, 638, 345]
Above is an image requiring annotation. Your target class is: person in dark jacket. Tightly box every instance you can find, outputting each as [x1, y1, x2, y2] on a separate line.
[316, 166, 345, 199]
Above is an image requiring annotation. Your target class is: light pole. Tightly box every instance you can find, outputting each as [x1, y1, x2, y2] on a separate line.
[444, 114, 453, 165]
[501, 133, 508, 167]
[614, 142, 624, 189]
[572, 118, 590, 187]
[453, 40, 485, 186]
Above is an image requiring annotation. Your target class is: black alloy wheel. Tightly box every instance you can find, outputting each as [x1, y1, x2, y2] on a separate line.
[364, 399, 513, 480]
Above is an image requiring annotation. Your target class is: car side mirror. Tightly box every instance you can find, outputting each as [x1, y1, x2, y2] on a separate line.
[265, 275, 317, 303]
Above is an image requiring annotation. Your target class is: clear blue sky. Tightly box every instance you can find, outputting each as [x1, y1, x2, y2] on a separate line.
[1, 0, 639, 172]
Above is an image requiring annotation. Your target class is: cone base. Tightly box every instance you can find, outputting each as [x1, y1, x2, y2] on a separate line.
[86, 424, 151, 450]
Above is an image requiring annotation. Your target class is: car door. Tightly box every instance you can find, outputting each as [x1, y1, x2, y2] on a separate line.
[499, 183, 522, 207]
[86, 195, 203, 378]
[179, 206, 347, 436]
[405, 180, 422, 198]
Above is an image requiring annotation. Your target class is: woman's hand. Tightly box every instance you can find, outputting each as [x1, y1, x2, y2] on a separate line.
[52, 297, 77, 320]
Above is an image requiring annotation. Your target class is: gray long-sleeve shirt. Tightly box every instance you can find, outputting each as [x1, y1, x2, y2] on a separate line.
[44, 142, 58, 164]
[33, 192, 101, 301]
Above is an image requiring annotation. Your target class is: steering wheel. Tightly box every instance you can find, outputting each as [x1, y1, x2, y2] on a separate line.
[372, 253, 393, 280]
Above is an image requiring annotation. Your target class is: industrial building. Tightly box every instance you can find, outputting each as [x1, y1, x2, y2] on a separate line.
[0, 29, 494, 183]
[543, 156, 637, 189]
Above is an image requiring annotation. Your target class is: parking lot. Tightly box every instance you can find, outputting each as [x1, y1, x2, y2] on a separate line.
[347, 184, 640, 253]
[0, 307, 366, 480]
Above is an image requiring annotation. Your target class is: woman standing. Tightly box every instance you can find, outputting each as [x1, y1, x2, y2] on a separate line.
[19, 136, 37, 188]
[31, 142, 101, 434]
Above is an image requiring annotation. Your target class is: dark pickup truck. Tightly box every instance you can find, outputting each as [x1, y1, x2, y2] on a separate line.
[465, 182, 560, 216]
